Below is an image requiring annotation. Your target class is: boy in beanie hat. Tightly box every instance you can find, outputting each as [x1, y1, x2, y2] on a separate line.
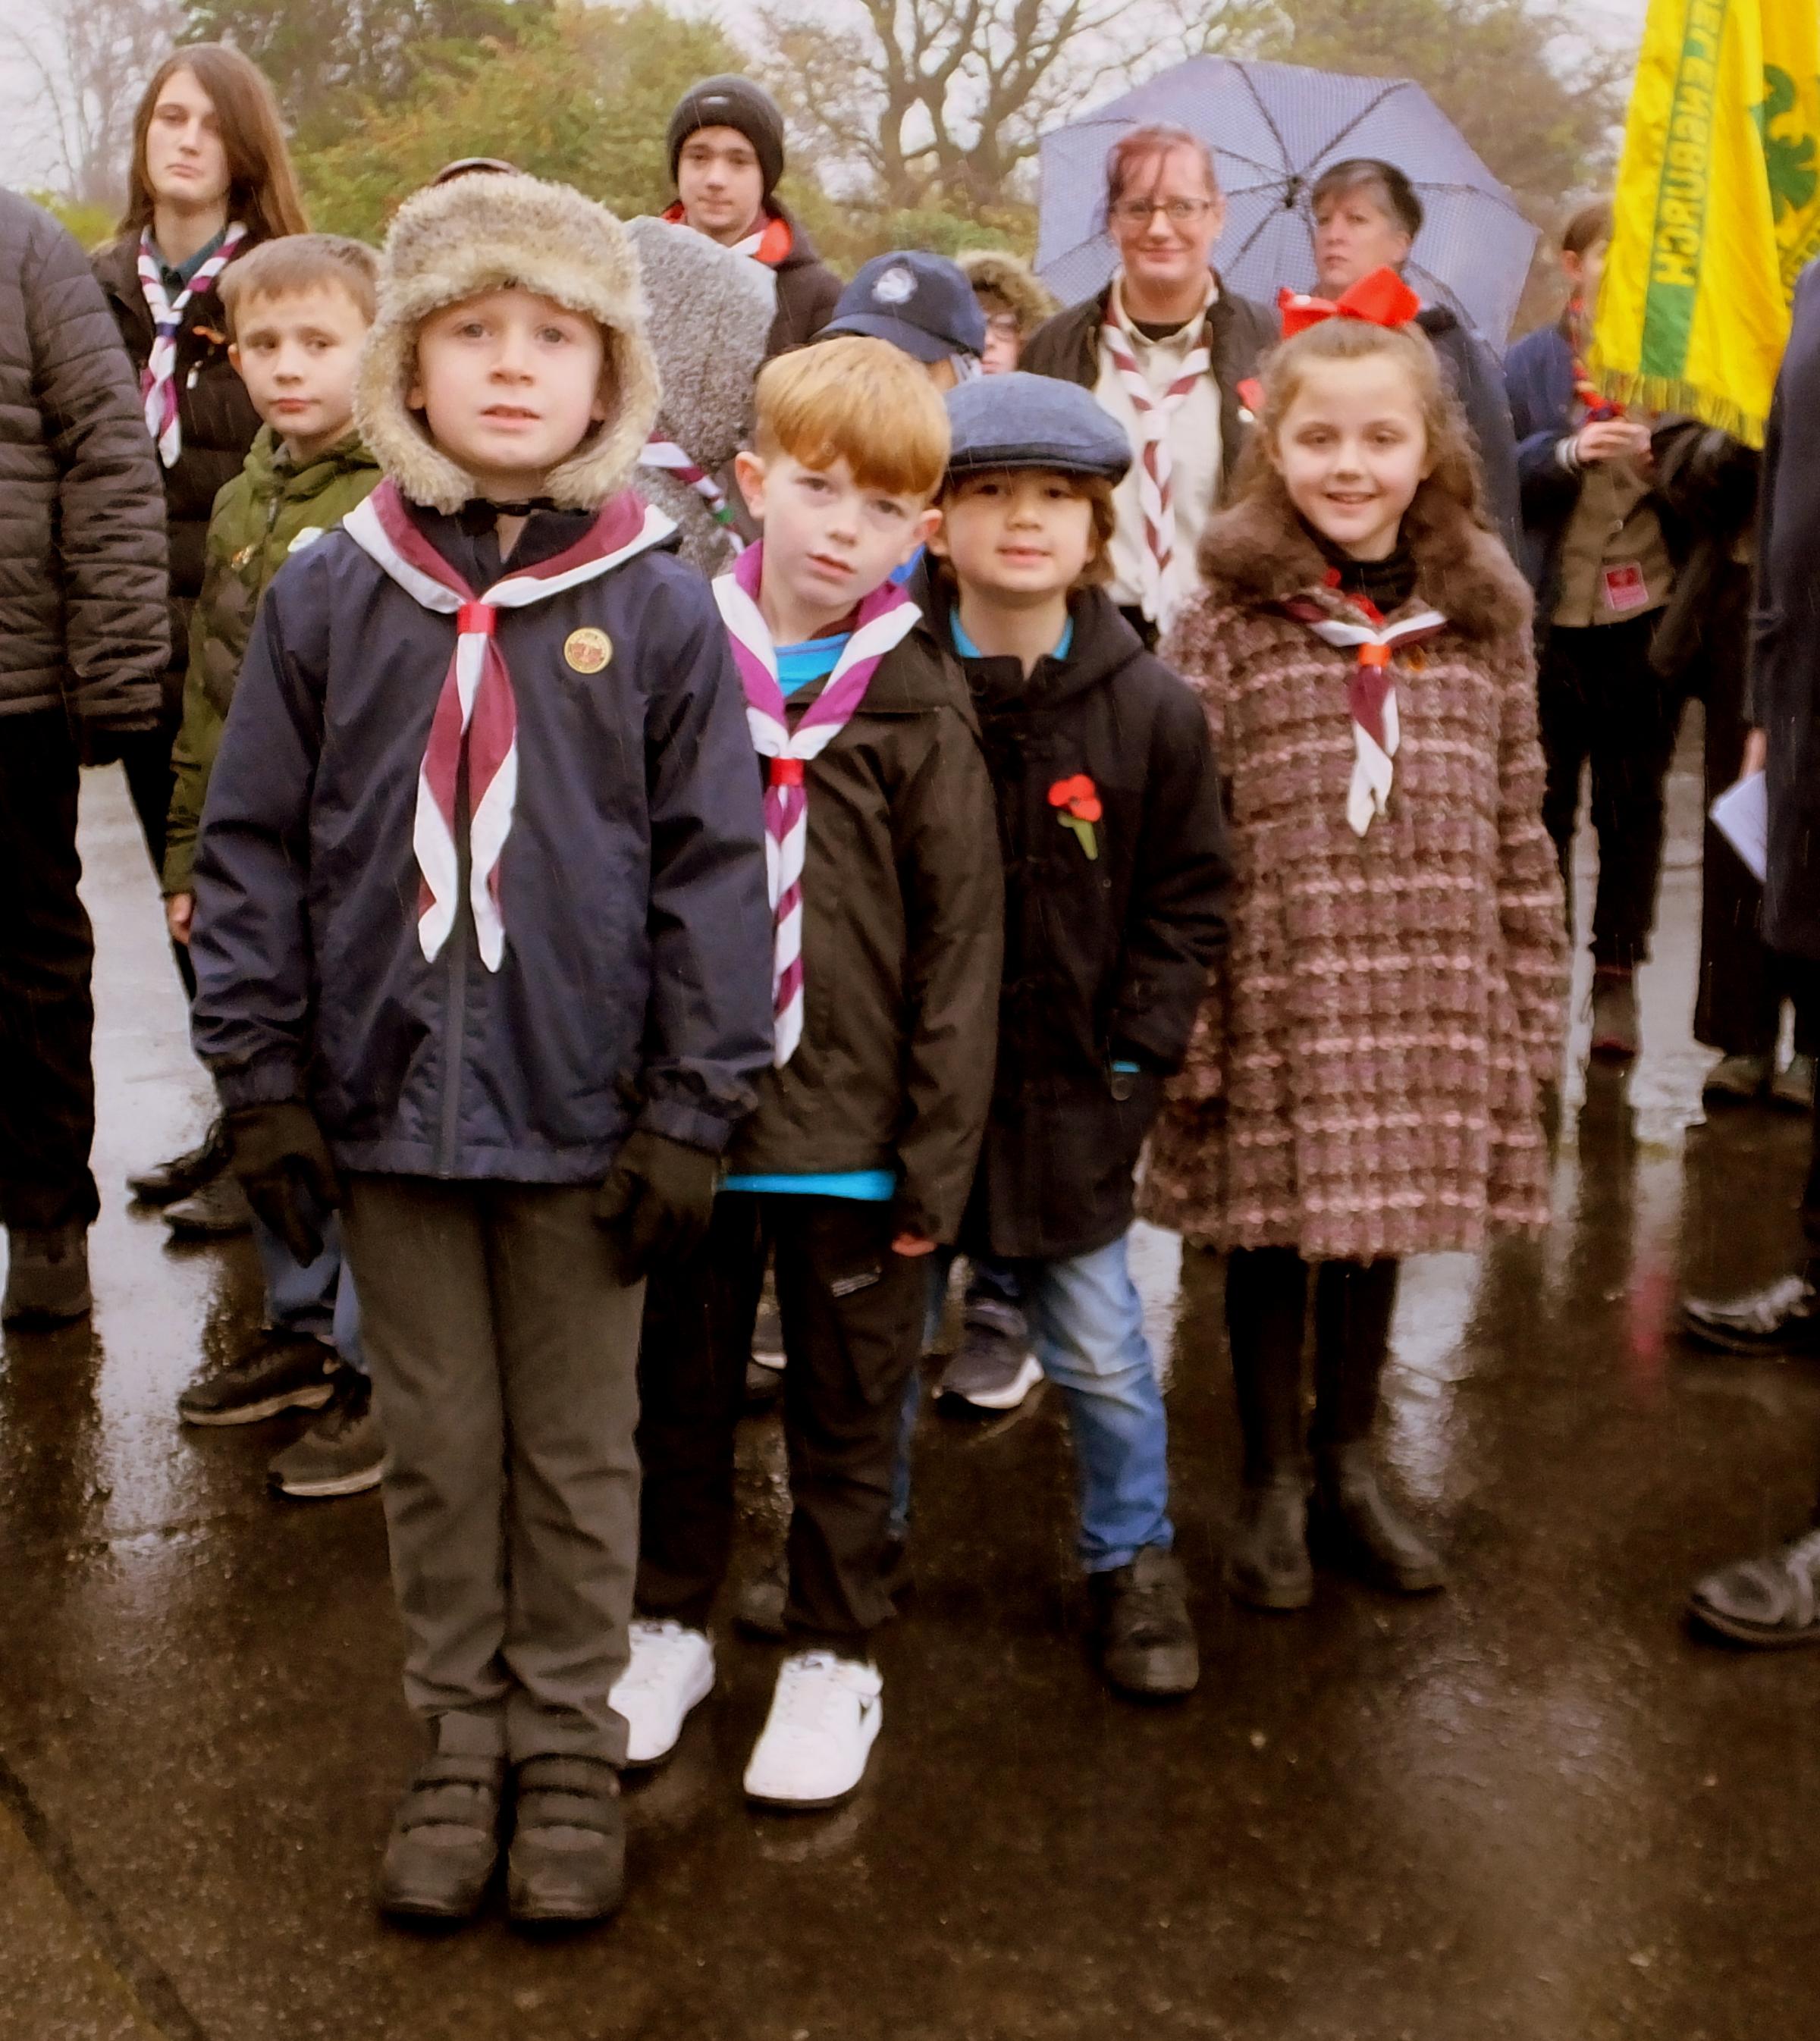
[909, 372, 1232, 1698]
[959, 248, 1058, 375]
[664, 73, 841, 356]
[613, 337, 1001, 1809]
[187, 172, 774, 1927]
[626, 214, 775, 573]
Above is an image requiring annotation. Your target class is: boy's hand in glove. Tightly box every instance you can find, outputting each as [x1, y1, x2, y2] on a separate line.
[225, 1102, 341, 1265]
[594, 1130, 719, 1281]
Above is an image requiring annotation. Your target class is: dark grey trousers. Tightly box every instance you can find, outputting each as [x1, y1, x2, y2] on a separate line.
[342, 1176, 642, 1764]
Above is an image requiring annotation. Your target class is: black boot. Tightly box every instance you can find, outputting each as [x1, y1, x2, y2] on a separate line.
[377, 1751, 504, 1922]
[1225, 1477, 1313, 1609]
[126, 1117, 230, 1205]
[507, 1756, 625, 1926]
[1310, 1445, 1445, 1594]
[1090, 1545, 1199, 1699]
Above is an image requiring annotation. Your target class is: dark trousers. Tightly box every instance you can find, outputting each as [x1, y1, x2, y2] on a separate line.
[1696, 629, 1817, 1055]
[636, 1193, 925, 1647]
[1803, 1093, 1820, 1268]
[0, 713, 99, 1232]
[341, 1176, 644, 1764]
[1537, 616, 1684, 970]
[118, 704, 196, 1001]
[1224, 1248, 1400, 1484]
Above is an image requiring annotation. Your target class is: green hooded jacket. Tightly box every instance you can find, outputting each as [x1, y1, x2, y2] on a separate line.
[162, 425, 381, 895]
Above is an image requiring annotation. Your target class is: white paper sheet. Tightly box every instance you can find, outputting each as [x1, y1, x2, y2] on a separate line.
[1710, 769, 1768, 883]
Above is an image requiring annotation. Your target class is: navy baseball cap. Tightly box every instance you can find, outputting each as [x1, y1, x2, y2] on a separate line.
[821, 252, 987, 364]
[944, 372, 1132, 482]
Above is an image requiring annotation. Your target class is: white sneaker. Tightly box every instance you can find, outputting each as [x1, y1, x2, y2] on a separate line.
[610, 1620, 715, 1768]
[742, 1651, 883, 1808]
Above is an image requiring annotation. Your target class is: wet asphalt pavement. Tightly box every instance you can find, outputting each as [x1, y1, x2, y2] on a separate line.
[2, 723, 1817, 2041]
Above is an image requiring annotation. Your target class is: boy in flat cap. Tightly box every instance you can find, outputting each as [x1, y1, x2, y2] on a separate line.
[910, 372, 1232, 1699]
[664, 74, 840, 355]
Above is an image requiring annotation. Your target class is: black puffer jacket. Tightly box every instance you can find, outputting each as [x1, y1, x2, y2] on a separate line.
[92, 230, 262, 710]
[910, 571, 1233, 1261]
[0, 190, 168, 726]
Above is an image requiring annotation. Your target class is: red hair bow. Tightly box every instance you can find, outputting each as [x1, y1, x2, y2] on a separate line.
[1278, 266, 1422, 339]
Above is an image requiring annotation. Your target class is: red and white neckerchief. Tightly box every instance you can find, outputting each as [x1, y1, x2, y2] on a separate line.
[1281, 589, 1447, 836]
[640, 437, 744, 550]
[136, 223, 246, 467]
[1101, 283, 1212, 627]
[343, 479, 674, 970]
[714, 543, 918, 1064]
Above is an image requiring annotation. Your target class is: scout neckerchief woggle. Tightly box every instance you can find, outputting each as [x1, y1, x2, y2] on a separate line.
[714, 545, 918, 1064]
[136, 223, 246, 466]
[1274, 268, 1446, 834]
[343, 479, 674, 967]
[1100, 284, 1212, 629]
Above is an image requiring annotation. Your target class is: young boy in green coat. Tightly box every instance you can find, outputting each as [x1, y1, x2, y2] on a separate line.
[162, 234, 385, 1500]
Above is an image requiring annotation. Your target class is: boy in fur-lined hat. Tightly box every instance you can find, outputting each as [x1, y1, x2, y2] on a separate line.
[187, 172, 774, 1928]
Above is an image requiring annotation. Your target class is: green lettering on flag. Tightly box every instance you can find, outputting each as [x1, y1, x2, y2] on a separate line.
[1642, 0, 1728, 374]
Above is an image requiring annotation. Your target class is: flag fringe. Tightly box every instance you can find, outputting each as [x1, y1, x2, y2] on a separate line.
[1591, 368, 1767, 450]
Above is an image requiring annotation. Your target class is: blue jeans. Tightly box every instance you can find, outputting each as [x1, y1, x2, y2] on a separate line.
[252, 1209, 365, 1375]
[895, 1234, 1172, 1571]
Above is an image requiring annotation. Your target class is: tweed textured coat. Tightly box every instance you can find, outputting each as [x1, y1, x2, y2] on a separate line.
[1138, 476, 1567, 1259]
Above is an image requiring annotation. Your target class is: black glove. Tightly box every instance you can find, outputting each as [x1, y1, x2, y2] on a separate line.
[225, 1101, 341, 1265]
[593, 1130, 719, 1281]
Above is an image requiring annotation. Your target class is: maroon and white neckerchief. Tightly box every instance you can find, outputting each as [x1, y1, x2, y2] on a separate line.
[714, 543, 918, 1064]
[1280, 590, 1447, 836]
[343, 478, 674, 970]
[136, 224, 246, 467]
[1100, 287, 1212, 626]
[640, 437, 744, 550]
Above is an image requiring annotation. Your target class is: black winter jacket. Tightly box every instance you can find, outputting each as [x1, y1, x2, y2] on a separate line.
[1020, 278, 1276, 509]
[190, 500, 775, 1178]
[912, 572, 1232, 1261]
[93, 230, 262, 710]
[1749, 262, 1820, 961]
[764, 203, 843, 356]
[0, 190, 168, 726]
[1416, 307, 1523, 560]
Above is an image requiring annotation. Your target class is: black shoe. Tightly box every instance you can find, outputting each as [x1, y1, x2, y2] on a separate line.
[936, 1303, 1043, 1413]
[1589, 967, 1639, 1061]
[1090, 1545, 1199, 1699]
[1225, 1476, 1314, 1610]
[268, 1370, 388, 1497]
[1702, 1052, 1773, 1107]
[127, 1119, 229, 1206]
[1310, 1447, 1445, 1594]
[162, 1172, 253, 1240]
[507, 1757, 625, 1926]
[177, 1333, 338, 1426]
[378, 1752, 505, 1922]
[1689, 1526, 1820, 1647]
[1682, 1272, 1820, 1357]
[734, 1537, 913, 1641]
[2, 1224, 92, 1327]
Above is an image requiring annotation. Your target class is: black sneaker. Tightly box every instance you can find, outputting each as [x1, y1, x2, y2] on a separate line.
[1090, 1546, 1200, 1700]
[268, 1372, 388, 1497]
[162, 1172, 254, 1240]
[177, 1334, 338, 1427]
[127, 1119, 229, 1206]
[507, 1757, 625, 1925]
[1682, 1272, 1820, 1358]
[1690, 1526, 1820, 1647]
[378, 1752, 505, 1922]
[936, 1303, 1043, 1414]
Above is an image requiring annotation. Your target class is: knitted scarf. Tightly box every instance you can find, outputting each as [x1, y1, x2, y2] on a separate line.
[136, 224, 246, 467]
[1100, 296, 1211, 627]
[343, 479, 673, 969]
[714, 544, 918, 1064]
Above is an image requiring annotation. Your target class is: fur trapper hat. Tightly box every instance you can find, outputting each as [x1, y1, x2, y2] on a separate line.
[959, 249, 1058, 340]
[356, 172, 660, 513]
[625, 215, 776, 570]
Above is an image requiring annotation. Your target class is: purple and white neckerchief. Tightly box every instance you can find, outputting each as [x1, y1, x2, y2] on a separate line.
[714, 543, 918, 1064]
[136, 224, 246, 467]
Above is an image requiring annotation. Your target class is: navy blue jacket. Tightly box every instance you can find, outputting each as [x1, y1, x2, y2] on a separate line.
[1753, 262, 1820, 961]
[190, 502, 775, 1180]
[1416, 308, 1523, 561]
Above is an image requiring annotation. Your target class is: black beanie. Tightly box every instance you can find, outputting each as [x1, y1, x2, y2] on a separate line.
[667, 76, 786, 199]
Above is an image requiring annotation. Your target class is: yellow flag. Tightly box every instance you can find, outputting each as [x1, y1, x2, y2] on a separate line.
[1590, 0, 1820, 447]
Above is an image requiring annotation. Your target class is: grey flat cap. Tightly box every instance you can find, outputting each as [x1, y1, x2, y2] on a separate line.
[944, 372, 1132, 481]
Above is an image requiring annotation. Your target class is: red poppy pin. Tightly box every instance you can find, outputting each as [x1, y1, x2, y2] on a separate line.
[1049, 773, 1102, 861]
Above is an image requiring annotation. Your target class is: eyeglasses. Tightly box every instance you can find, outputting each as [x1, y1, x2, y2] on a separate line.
[1111, 199, 1216, 227]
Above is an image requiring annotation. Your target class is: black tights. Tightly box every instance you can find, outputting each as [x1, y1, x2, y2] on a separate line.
[1224, 1248, 1401, 1484]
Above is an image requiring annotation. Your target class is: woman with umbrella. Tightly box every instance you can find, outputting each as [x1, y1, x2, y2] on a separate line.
[1309, 158, 1522, 557]
[1021, 124, 1275, 644]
